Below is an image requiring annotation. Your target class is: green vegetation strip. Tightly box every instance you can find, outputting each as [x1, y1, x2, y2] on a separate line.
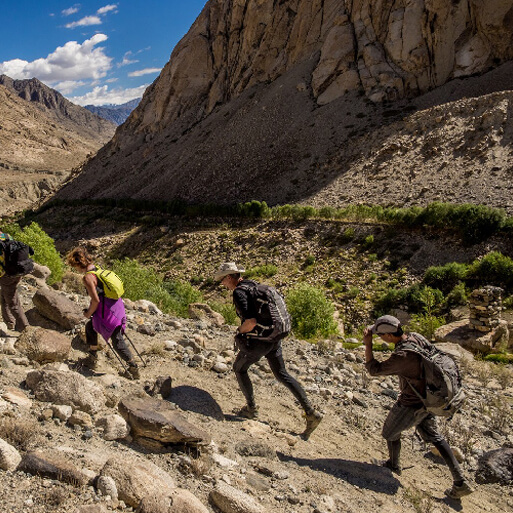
[41, 199, 512, 243]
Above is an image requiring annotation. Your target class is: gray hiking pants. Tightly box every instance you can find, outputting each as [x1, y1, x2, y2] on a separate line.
[0, 274, 29, 331]
[383, 401, 464, 482]
[85, 320, 134, 363]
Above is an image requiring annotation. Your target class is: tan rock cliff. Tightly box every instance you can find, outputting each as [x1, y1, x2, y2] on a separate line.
[57, 0, 513, 208]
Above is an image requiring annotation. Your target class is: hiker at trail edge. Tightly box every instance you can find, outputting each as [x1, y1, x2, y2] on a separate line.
[363, 315, 473, 500]
[0, 232, 33, 333]
[67, 247, 140, 380]
[215, 262, 323, 440]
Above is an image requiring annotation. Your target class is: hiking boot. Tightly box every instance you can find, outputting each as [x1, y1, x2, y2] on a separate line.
[377, 459, 402, 476]
[126, 363, 140, 380]
[301, 410, 323, 440]
[235, 404, 259, 419]
[445, 480, 474, 500]
[80, 353, 99, 370]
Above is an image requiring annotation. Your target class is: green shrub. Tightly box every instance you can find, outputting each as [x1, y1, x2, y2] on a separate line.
[423, 262, 468, 294]
[484, 353, 513, 364]
[445, 282, 468, 307]
[406, 313, 445, 340]
[209, 301, 238, 325]
[341, 227, 356, 242]
[304, 254, 316, 267]
[467, 251, 513, 292]
[112, 258, 202, 317]
[363, 234, 374, 247]
[286, 283, 338, 339]
[1, 222, 64, 284]
[244, 264, 278, 279]
[374, 284, 444, 317]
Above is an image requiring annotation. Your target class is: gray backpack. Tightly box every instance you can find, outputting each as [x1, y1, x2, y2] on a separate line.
[401, 333, 466, 418]
[236, 280, 292, 339]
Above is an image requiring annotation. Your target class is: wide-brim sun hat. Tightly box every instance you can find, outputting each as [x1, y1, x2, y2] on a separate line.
[214, 262, 245, 280]
[369, 315, 401, 335]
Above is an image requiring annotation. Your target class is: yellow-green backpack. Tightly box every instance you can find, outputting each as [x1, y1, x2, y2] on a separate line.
[87, 266, 124, 299]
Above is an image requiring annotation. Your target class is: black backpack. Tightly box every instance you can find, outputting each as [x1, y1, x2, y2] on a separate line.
[401, 333, 466, 418]
[236, 280, 292, 339]
[0, 239, 35, 276]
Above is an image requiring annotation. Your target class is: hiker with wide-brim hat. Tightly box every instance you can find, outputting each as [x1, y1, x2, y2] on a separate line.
[216, 261, 323, 440]
[67, 247, 140, 380]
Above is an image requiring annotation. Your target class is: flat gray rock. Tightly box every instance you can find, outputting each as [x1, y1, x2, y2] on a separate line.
[118, 395, 211, 445]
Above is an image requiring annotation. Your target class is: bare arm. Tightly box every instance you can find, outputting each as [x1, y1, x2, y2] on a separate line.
[363, 327, 374, 363]
[238, 318, 257, 334]
[83, 273, 100, 318]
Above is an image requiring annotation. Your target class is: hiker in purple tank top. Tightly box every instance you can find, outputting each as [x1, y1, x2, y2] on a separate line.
[67, 247, 140, 380]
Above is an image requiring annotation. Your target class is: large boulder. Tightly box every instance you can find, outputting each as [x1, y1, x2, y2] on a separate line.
[476, 448, 513, 484]
[435, 319, 510, 354]
[137, 489, 209, 513]
[100, 456, 175, 508]
[209, 482, 266, 513]
[188, 303, 224, 327]
[19, 450, 91, 486]
[118, 396, 210, 445]
[0, 438, 22, 471]
[96, 414, 130, 441]
[32, 287, 83, 329]
[16, 326, 71, 363]
[25, 368, 106, 414]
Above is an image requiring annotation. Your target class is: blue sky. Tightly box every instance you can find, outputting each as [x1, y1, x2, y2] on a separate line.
[0, 1, 207, 105]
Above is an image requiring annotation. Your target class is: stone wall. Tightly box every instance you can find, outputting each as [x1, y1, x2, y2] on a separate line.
[469, 287, 504, 333]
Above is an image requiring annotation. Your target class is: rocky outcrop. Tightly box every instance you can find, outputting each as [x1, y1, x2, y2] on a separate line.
[100, 456, 175, 508]
[57, 0, 513, 208]
[19, 450, 91, 486]
[16, 326, 71, 363]
[209, 481, 266, 513]
[0, 439, 22, 471]
[25, 369, 106, 414]
[476, 448, 513, 484]
[32, 287, 84, 330]
[118, 396, 210, 445]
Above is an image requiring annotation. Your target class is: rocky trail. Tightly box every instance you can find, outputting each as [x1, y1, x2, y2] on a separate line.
[0, 265, 511, 513]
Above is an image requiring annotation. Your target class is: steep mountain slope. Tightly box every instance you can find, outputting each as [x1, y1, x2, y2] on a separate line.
[0, 75, 116, 142]
[56, 0, 513, 209]
[84, 99, 141, 125]
[0, 81, 115, 217]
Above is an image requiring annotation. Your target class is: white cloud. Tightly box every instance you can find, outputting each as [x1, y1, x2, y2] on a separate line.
[67, 84, 147, 106]
[62, 5, 80, 17]
[128, 68, 161, 77]
[65, 15, 101, 29]
[97, 4, 118, 15]
[0, 34, 112, 88]
[52, 80, 87, 95]
[118, 51, 138, 67]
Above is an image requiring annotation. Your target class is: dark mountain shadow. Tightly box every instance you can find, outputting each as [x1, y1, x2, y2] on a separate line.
[169, 385, 225, 421]
[276, 452, 400, 495]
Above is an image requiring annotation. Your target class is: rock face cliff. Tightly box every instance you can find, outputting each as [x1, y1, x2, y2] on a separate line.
[57, 0, 513, 208]
[0, 75, 116, 143]
[0, 79, 116, 216]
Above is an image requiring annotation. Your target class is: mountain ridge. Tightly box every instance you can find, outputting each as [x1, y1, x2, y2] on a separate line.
[84, 99, 141, 125]
[55, 0, 513, 210]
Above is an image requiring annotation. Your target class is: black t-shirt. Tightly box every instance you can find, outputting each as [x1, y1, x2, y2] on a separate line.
[233, 281, 258, 321]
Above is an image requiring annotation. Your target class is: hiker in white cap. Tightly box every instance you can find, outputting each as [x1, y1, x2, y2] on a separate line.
[363, 315, 473, 500]
[215, 262, 323, 440]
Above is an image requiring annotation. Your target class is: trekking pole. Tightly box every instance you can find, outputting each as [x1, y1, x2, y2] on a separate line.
[104, 339, 128, 372]
[122, 330, 147, 367]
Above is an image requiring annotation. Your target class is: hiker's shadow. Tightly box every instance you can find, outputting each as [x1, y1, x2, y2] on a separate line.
[277, 452, 400, 495]
[169, 385, 225, 421]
